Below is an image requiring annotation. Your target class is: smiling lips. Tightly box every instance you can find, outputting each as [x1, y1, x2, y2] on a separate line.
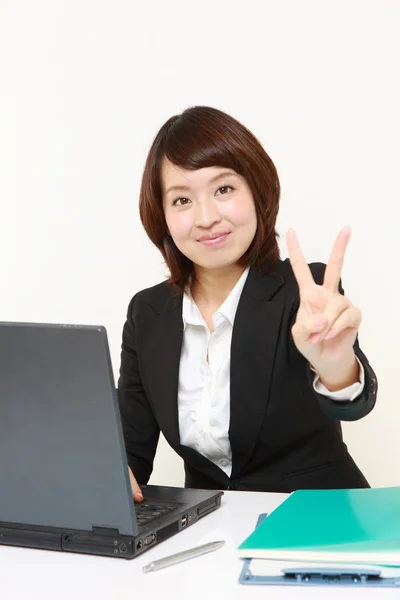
[197, 232, 230, 247]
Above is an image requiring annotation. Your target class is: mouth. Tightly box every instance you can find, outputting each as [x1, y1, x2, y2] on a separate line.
[197, 232, 230, 247]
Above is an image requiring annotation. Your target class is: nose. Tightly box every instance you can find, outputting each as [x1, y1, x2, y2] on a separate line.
[194, 198, 222, 229]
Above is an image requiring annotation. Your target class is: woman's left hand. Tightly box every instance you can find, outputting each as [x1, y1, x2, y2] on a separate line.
[287, 227, 361, 389]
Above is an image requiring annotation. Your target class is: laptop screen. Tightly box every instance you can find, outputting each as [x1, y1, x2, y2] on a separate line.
[0, 323, 136, 535]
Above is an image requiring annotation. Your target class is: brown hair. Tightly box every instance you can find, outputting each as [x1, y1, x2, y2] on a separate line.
[139, 106, 280, 292]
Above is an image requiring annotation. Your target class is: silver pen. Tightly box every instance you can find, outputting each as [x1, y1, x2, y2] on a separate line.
[142, 540, 225, 573]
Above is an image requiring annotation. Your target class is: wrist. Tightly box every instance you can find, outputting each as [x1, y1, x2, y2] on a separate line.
[311, 352, 359, 392]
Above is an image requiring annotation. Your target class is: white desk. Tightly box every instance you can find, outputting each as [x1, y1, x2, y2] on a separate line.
[0, 491, 396, 599]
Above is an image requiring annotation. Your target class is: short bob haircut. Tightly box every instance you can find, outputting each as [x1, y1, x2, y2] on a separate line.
[139, 106, 280, 292]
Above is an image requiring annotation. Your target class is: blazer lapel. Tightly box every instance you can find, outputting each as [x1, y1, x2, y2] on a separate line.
[145, 290, 183, 451]
[229, 266, 285, 478]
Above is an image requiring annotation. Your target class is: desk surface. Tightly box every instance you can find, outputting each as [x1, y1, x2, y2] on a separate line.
[0, 490, 396, 599]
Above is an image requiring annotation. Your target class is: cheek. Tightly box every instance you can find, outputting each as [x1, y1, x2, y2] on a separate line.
[165, 213, 193, 242]
[222, 198, 257, 228]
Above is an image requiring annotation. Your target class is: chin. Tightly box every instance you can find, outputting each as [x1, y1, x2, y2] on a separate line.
[192, 255, 243, 271]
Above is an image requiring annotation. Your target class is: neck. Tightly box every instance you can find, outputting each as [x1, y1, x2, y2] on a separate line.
[191, 264, 246, 308]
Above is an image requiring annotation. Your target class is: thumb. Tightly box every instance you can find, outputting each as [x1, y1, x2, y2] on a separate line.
[128, 466, 144, 503]
[292, 313, 328, 344]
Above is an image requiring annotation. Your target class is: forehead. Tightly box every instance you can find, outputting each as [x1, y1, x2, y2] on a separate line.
[161, 158, 238, 193]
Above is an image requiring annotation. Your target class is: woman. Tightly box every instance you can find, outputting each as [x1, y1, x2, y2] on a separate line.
[118, 106, 377, 502]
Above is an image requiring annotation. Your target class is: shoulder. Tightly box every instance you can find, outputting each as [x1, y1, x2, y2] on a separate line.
[274, 258, 326, 281]
[276, 259, 345, 292]
[270, 260, 347, 305]
[258, 258, 327, 293]
[125, 279, 180, 319]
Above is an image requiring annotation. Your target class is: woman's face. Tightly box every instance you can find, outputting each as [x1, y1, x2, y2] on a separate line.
[161, 158, 257, 272]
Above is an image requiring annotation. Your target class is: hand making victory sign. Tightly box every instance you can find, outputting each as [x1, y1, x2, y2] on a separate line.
[287, 227, 361, 391]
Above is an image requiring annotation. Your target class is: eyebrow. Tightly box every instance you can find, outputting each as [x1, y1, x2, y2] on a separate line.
[165, 170, 238, 195]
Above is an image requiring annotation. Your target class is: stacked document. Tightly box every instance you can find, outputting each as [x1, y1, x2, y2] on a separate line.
[238, 486, 400, 582]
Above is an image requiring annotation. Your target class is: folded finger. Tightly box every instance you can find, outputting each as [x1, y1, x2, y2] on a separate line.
[318, 294, 351, 339]
[324, 306, 362, 340]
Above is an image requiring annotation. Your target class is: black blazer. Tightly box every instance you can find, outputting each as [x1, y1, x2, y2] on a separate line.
[117, 259, 377, 493]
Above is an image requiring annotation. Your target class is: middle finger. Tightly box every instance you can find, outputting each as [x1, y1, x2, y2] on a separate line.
[323, 227, 351, 293]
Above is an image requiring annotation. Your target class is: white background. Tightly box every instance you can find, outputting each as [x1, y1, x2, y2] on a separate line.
[1, 0, 399, 488]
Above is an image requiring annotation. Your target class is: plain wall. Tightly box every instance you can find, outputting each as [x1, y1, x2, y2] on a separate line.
[1, 0, 399, 488]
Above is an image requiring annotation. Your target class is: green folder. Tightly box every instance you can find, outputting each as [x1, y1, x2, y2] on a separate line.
[238, 486, 400, 565]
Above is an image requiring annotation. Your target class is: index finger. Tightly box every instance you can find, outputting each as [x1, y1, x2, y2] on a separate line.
[286, 229, 315, 293]
[323, 227, 351, 292]
[128, 466, 144, 503]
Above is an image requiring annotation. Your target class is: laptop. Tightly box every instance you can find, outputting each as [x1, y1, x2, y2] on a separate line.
[0, 322, 223, 559]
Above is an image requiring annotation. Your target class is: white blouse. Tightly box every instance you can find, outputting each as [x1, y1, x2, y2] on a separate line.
[177, 268, 364, 477]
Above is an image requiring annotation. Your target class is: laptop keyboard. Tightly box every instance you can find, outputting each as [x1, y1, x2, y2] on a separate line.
[135, 502, 176, 527]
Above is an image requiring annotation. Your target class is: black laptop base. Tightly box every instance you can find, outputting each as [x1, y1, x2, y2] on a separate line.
[0, 488, 223, 559]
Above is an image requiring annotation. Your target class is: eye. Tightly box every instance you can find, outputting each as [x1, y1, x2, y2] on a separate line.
[216, 185, 234, 196]
[172, 197, 192, 207]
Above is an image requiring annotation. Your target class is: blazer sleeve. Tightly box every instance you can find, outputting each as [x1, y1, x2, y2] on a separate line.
[305, 263, 378, 421]
[117, 294, 160, 484]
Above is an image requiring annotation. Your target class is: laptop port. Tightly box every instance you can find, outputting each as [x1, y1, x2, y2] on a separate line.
[136, 539, 143, 550]
[144, 534, 156, 545]
[181, 515, 188, 527]
[197, 501, 216, 517]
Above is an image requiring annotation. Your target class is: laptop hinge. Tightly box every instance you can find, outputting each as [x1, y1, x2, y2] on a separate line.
[91, 526, 120, 536]
[62, 526, 134, 558]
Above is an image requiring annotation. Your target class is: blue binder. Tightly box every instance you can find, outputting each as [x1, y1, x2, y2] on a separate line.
[239, 514, 400, 588]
